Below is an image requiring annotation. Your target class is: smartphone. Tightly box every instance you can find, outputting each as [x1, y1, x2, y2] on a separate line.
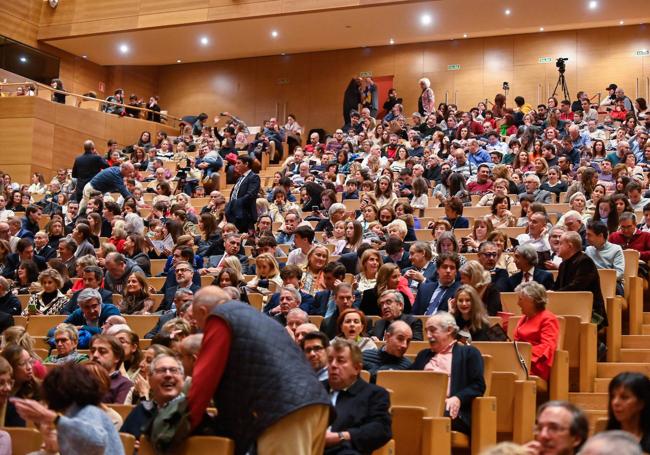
[27, 303, 37, 315]
[311, 205, 320, 215]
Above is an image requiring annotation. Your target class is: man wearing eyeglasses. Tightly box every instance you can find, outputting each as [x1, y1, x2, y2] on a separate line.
[121, 354, 185, 441]
[477, 241, 510, 292]
[609, 212, 650, 262]
[523, 400, 589, 455]
[518, 174, 553, 204]
[301, 331, 330, 381]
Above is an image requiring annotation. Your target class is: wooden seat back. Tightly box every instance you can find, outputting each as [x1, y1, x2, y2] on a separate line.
[376, 370, 448, 417]
[120, 432, 136, 455]
[150, 259, 167, 276]
[500, 292, 593, 322]
[4, 427, 43, 455]
[123, 315, 159, 338]
[139, 436, 235, 455]
[108, 404, 135, 421]
[25, 315, 67, 336]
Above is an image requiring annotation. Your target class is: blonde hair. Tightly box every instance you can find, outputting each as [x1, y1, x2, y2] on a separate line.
[222, 256, 245, 282]
[459, 260, 492, 290]
[38, 268, 64, 289]
[451, 285, 489, 333]
[1, 326, 38, 360]
[255, 253, 280, 279]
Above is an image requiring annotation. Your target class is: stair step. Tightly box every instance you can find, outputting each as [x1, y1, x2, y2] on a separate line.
[622, 335, 650, 349]
[569, 392, 608, 410]
[620, 349, 650, 362]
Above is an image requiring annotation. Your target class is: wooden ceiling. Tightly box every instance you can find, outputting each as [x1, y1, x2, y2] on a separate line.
[41, 0, 650, 66]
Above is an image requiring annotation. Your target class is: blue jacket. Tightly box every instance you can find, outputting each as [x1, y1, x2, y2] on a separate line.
[89, 167, 131, 198]
[59, 304, 121, 335]
[411, 280, 461, 315]
[467, 148, 491, 166]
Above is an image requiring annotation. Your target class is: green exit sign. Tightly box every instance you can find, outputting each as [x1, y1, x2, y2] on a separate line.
[447, 64, 461, 71]
[538, 57, 553, 63]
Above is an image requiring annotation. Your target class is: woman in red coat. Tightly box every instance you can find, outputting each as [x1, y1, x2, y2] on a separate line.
[513, 281, 560, 381]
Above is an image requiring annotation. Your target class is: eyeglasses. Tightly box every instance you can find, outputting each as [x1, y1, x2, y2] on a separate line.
[176, 268, 192, 273]
[480, 252, 498, 258]
[153, 366, 182, 376]
[304, 346, 325, 354]
[533, 423, 570, 435]
[55, 338, 70, 344]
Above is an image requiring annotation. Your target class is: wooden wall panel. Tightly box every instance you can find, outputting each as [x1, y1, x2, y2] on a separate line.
[0, 0, 42, 47]
[157, 25, 650, 132]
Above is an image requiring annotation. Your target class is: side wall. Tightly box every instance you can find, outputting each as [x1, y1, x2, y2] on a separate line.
[158, 25, 650, 132]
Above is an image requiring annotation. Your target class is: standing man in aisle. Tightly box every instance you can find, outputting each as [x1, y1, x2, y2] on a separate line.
[71, 140, 109, 203]
[225, 156, 260, 233]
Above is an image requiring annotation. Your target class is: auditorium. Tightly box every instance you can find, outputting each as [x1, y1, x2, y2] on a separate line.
[0, 0, 649, 454]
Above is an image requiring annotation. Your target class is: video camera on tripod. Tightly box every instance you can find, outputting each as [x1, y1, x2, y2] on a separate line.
[556, 57, 568, 73]
[552, 57, 570, 101]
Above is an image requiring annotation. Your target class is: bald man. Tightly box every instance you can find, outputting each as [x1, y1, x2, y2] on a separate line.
[189, 287, 330, 455]
[363, 320, 413, 382]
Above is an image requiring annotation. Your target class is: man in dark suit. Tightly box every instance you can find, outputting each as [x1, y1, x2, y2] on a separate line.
[403, 241, 437, 295]
[322, 338, 392, 454]
[478, 241, 510, 292]
[369, 290, 423, 341]
[34, 231, 57, 261]
[309, 263, 348, 317]
[411, 312, 486, 434]
[145, 289, 194, 339]
[507, 244, 555, 291]
[263, 265, 315, 315]
[2, 238, 47, 280]
[225, 156, 261, 233]
[320, 283, 355, 339]
[412, 253, 461, 315]
[159, 262, 201, 313]
[555, 231, 608, 327]
[71, 140, 109, 203]
[205, 233, 250, 271]
[381, 236, 410, 270]
[63, 266, 113, 314]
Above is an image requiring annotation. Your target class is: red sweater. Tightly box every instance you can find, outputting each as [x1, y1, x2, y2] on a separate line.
[609, 230, 650, 261]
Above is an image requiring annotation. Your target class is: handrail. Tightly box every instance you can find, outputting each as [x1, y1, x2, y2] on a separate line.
[0, 81, 182, 128]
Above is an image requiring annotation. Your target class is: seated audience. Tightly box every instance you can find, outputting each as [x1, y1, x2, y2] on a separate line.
[449, 285, 490, 342]
[605, 372, 650, 452]
[513, 282, 560, 381]
[412, 312, 486, 434]
[523, 401, 589, 455]
[334, 308, 377, 352]
[369, 289, 423, 341]
[412, 253, 461, 315]
[301, 331, 330, 381]
[362, 320, 413, 382]
[44, 324, 89, 364]
[323, 338, 392, 454]
[507, 244, 555, 291]
[89, 334, 133, 404]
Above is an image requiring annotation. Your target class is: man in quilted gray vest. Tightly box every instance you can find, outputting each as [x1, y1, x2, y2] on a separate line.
[188, 286, 331, 455]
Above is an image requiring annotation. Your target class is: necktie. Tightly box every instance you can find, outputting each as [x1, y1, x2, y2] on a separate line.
[232, 174, 246, 199]
[524, 272, 531, 283]
[426, 285, 448, 315]
[324, 294, 337, 318]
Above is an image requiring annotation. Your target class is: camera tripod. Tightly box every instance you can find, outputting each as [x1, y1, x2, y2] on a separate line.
[552, 72, 570, 101]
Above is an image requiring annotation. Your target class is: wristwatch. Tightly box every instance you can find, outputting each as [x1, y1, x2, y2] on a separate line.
[338, 432, 346, 442]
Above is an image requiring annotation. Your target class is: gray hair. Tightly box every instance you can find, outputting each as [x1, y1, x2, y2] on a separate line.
[174, 288, 194, 300]
[124, 213, 145, 235]
[515, 281, 547, 311]
[569, 192, 586, 204]
[280, 286, 302, 304]
[222, 286, 241, 300]
[54, 323, 79, 344]
[515, 243, 539, 266]
[0, 276, 10, 293]
[563, 231, 583, 252]
[328, 203, 346, 217]
[287, 308, 309, 323]
[379, 289, 404, 306]
[619, 212, 637, 223]
[428, 311, 459, 335]
[410, 241, 433, 260]
[525, 174, 541, 186]
[563, 210, 583, 223]
[181, 334, 203, 356]
[77, 288, 102, 307]
[150, 353, 185, 377]
[578, 430, 642, 455]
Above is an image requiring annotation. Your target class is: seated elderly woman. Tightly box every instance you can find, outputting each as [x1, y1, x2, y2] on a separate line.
[11, 362, 124, 454]
[23, 269, 70, 315]
[44, 324, 89, 364]
[334, 308, 377, 352]
[412, 312, 486, 434]
[120, 272, 155, 315]
[513, 281, 560, 381]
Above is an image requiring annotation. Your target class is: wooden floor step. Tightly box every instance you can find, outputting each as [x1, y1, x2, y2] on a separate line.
[620, 349, 650, 362]
[568, 393, 608, 410]
[596, 362, 650, 378]
[621, 335, 650, 349]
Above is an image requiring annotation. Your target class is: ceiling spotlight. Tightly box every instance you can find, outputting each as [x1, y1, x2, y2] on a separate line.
[504, 9, 511, 15]
[200, 36, 209, 46]
[619, 20, 625, 25]
[119, 44, 129, 54]
[19, 56, 27, 63]
[588, 1, 598, 9]
[176, 59, 182, 63]
[539, 27, 545, 31]
[420, 14, 432, 26]
[389, 38, 395, 45]
[271, 30, 279, 38]
[281, 52, 286, 56]
[82, 55, 88, 59]
[463, 33, 468, 38]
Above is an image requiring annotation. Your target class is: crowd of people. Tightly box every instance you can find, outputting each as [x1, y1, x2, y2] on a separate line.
[0, 74, 648, 454]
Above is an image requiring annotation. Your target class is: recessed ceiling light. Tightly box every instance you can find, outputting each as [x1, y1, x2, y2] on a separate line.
[176, 59, 182, 63]
[539, 27, 545, 31]
[119, 44, 129, 54]
[19, 56, 27, 63]
[82, 55, 87, 59]
[463, 33, 468, 38]
[281, 52, 286, 56]
[619, 20, 625, 25]
[271, 30, 279, 38]
[389, 38, 395, 45]
[200, 36, 209, 46]
[588, 1, 598, 9]
[504, 9, 511, 15]
[420, 14, 432, 26]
